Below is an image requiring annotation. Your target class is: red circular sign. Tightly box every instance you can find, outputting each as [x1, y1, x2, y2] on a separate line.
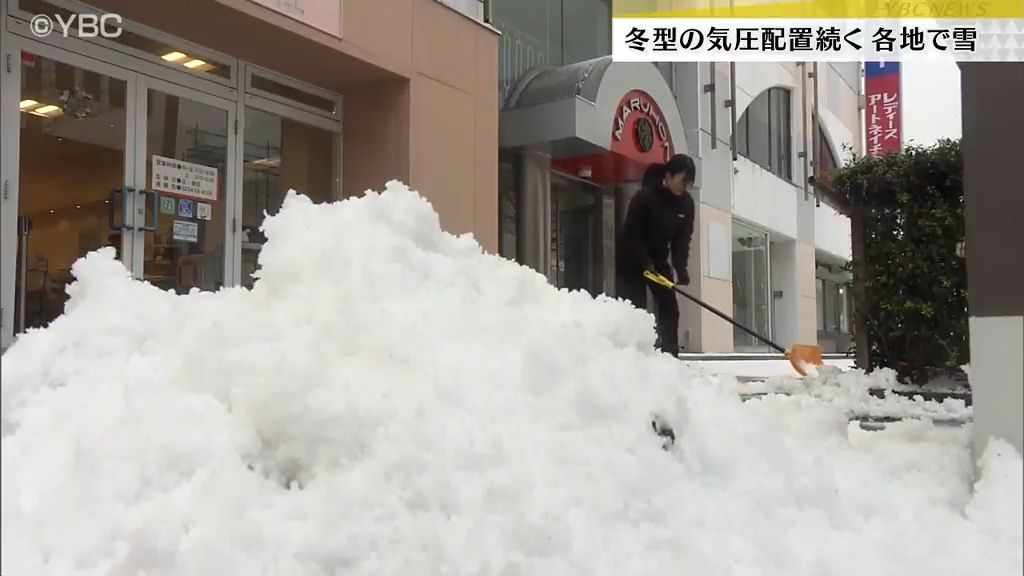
[609, 89, 674, 164]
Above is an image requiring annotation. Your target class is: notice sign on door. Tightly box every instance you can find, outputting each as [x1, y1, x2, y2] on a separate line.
[172, 220, 199, 243]
[152, 155, 219, 203]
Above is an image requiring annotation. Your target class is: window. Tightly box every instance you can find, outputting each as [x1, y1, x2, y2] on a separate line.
[817, 277, 852, 334]
[746, 91, 771, 168]
[493, 0, 564, 102]
[245, 67, 342, 120]
[561, 0, 612, 65]
[16, 0, 234, 83]
[241, 108, 338, 288]
[492, 0, 613, 101]
[816, 279, 826, 331]
[250, 75, 337, 116]
[769, 89, 791, 177]
[732, 221, 771, 349]
[498, 151, 517, 260]
[818, 127, 839, 178]
[434, 0, 486, 21]
[735, 88, 793, 180]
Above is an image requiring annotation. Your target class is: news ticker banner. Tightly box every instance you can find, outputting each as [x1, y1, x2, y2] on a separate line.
[612, 0, 1024, 61]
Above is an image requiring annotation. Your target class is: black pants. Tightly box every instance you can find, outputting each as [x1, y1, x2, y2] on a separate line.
[618, 268, 680, 357]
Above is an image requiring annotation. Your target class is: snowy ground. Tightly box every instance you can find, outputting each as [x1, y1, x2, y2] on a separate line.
[681, 357, 855, 380]
[2, 182, 1021, 575]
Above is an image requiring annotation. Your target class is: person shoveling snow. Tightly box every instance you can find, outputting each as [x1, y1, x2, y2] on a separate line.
[2, 182, 1021, 576]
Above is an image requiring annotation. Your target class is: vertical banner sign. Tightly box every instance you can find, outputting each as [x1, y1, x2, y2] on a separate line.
[864, 62, 903, 157]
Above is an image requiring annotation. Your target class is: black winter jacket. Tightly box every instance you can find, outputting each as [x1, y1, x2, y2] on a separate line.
[616, 183, 695, 279]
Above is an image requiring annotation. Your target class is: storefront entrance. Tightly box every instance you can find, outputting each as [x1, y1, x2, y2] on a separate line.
[550, 172, 604, 295]
[13, 47, 237, 330]
[1, 0, 342, 349]
[732, 220, 772, 351]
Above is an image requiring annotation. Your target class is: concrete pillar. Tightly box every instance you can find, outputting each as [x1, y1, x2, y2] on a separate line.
[960, 62, 1024, 460]
[697, 204, 733, 353]
[771, 240, 800, 348]
[731, 235, 815, 352]
[795, 241, 819, 345]
[516, 149, 552, 279]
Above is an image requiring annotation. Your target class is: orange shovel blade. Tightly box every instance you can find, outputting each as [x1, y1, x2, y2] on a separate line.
[786, 344, 824, 376]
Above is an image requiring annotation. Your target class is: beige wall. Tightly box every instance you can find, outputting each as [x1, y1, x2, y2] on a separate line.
[697, 204, 734, 354]
[343, 80, 412, 196]
[796, 241, 818, 344]
[338, 0, 501, 253]
[88, 0, 500, 253]
[407, 0, 499, 251]
[343, 0, 499, 251]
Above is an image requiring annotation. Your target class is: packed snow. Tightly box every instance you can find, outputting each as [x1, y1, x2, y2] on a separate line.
[2, 181, 1021, 575]
[734, 366, 974, 422]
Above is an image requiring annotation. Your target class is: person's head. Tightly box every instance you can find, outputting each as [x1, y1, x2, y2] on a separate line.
[642, 154, 696, 196]
[661, 154, 696, 195]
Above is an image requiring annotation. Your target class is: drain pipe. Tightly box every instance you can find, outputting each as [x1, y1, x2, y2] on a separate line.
[728, 0, 738, 161]
[705, 63, 717, 150]
[800, 62, 811, 201]
[811, 62, 822, 207]
[729, 62, 737, 161]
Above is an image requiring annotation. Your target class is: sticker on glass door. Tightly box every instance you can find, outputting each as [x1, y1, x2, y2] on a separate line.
[160, 196, 176, 215]
[151, 155, 219, 202]
[172, 220, 199, 243]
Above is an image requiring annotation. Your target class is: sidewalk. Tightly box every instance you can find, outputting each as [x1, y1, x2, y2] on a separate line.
[679, 354, 973, 429]
[677, 353, 855, 381]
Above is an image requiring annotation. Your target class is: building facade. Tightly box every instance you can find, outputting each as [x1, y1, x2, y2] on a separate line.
[0, 0, 499, 350]
[493, 0, 859, 354]
[960, 62, 1024, 459]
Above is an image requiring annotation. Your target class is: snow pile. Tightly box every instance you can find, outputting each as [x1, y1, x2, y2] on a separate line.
[737, 366, 973, 422]
[2, 182, 1021, 575]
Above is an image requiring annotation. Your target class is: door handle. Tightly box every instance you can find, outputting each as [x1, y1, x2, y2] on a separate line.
[109, 187, 133, 230]
[139, 189, 160, 232]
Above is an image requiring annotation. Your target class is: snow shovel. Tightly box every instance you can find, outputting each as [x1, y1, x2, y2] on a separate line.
[643, 270, 823, 377]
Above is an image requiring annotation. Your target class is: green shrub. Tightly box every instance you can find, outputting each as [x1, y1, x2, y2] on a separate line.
[829, 139, 968, 385]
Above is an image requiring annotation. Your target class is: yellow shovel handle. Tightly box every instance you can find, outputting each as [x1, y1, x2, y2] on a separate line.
[643, 270, 676, 289]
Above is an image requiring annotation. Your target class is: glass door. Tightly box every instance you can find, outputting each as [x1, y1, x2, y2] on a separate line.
[5, 42, 136, 338]
[550, 172, 602, 295]
[2, 19, 240, 349]
[732, 221, 771, 350]
[132, 76, 235, 294]
[240, 105, 337, 288]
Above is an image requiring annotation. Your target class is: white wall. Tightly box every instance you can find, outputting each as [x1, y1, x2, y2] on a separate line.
[970, 316, 1024, 458]
[814, 202, 852, 261]
[734, 63, 800, 118]
[770, 241, 799, 347]
[671, 61, 861, 353]
[733, 157, 799, 239]
[814, 66, 856, 265]
[734, 63, 807, 196]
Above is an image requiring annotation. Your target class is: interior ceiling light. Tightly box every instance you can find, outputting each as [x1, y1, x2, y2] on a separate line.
[19, 99, 39, 110]
[30, 104, 63, 117]
[183, 59, 206, 69]
[161, 51, 187, 62]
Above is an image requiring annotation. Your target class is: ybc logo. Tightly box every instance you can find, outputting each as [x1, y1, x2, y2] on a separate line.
[30, 13, 123, 39]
